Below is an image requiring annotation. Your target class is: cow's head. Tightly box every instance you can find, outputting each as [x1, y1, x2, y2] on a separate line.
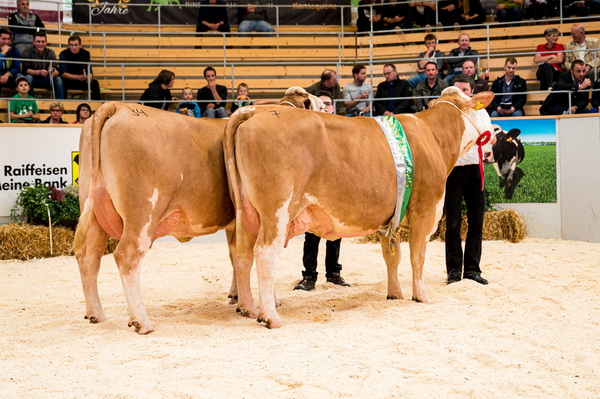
[432, 86, 495, 157]
[281, 87, 326, 111]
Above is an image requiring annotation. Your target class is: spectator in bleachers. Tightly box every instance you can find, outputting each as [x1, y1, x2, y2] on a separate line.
[496, 0, 524, 23]
[562, 0, 600, 18]
[458, 0, 486, 25]
[343, 64, 373, 117]
[197, 66, 228, 118]
[591, 79, 600, 112]
[21, 31, 64, 99]
[534, 27, 565, 91]
[461, 59, 489, 93]
[237, 1, 274, 37]
[59, 35, 101, 100]
[564, 24, 599, 80]
[408, 1, 436, 28]
[0, 28, 23, 91]
[8, 0, 44, 54]
[374, 63, 413, 115]
[230, 83, 253, 114]
[407, 34, 445, 89]
[306, 69, 342, 112]
[139, 69, 176, 110]
[438, 0, 461, 26]
[177, 87, 202, 118]
[524, 0, 551, 20]
[196, 0, 230, 34]
[540, 60, 591, 115]
[490, 56, 527, 117]
[381, 0, 414, 30]
[445, 33, 479, 84]
[40, 102, 68, 124]
[356, 0, 384, 33]
[10, 75, 39, 123]
[414, 61, 448, 111]
[73, 103, 92, 124]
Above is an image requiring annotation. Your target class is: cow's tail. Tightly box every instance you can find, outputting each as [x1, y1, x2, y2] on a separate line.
[73, 102, 119, 255]
[223, 108, 256, 214]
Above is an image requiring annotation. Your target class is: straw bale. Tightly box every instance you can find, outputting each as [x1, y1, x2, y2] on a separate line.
[358, 210, 525, 244]
[0, 224, 118, 261]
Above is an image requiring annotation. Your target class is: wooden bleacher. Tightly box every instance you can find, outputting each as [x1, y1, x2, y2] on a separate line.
[2, 20, 600, 119]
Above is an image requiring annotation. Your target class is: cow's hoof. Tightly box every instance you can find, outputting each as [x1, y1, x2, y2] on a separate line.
[228, 294, 238, 305]
[386, 295, 403, 300]
[129, 320, 154, 335]
[257, 316, 283, 329]
[84, 314, 105, 324]
[238, 308, 259, 319]
[412, 297, 432, 304]
[89, 316, 99, 324]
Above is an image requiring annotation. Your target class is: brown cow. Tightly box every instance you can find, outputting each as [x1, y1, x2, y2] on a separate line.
[74, 89, 324, 334]
[224, 86, 494, 328]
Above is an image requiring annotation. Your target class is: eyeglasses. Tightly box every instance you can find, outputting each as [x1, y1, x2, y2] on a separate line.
[323, 102, 333, 106]
[51, 109, 62, 112]
[80, 108, 90, 112]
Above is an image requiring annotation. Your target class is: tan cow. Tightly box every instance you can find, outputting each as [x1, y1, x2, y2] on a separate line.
[74, 89, 324, 334]
[224, 86, 495, 328]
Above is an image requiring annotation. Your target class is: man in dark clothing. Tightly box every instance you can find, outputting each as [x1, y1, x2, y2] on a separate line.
[306, 69, 342, 113]
[540, 60, 592, 115]
[374, 63, 413, 116]
[59, 35, 101, 100]
[8, 0, 44, 54]
[237, 1, 274, 36]
[197, 66, 228, 118]
[21, 31, 64, 99]
[196, 0, 230, 33]
[490, 56, 527, 117]
[445, 33, 479, 84]
[0, 28, 23, 90]
[414, 61, 448, 111]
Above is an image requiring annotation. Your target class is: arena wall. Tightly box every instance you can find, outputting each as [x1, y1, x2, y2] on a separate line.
[1, 115, 599, 242]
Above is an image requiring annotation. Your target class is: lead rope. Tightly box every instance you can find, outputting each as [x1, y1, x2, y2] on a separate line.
[433, 100, 491, 191]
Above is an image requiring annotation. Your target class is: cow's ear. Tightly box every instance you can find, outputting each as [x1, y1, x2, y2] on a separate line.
[304, 98, 312, 110]
[469, 91, 494, 111]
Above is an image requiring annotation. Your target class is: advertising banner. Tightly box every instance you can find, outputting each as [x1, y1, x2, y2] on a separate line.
[72, 0, 350, 26]
[0, 126, 81, 222]
[485, 118, 557, 204]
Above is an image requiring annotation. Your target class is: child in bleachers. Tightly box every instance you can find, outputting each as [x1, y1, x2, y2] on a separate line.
[10, 76, 40, 123]
[230, 83, 253, 114]
[176, 87, 201, 117]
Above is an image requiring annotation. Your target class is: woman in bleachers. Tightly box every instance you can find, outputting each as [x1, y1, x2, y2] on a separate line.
[73, 103, 92, 124]
[534, 27, 564, 91]
[458, 0, 486, 25]
[139, 70, 177, 111]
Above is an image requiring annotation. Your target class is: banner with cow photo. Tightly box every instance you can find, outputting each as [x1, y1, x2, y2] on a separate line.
[72, 0, 351, 26]
[484, 118, 557, 204]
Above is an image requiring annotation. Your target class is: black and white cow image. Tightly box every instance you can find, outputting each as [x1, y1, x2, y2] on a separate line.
[485, 125, 525, 200]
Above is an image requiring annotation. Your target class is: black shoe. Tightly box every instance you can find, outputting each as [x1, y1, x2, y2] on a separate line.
[326, 274, 350, 287]
[464, 274, 489, 285]
[294, 277, 316, 291]
[446, 275, 462, 285]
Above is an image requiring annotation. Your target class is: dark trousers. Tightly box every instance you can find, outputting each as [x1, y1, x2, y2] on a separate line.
[63, 78, 101, 100]
[536, 63, 560, 91]
[302, 233, 342, 279]
[444, 165, 485, 278]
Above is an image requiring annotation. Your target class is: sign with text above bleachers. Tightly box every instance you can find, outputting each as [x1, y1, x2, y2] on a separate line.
[72, 0, 350, 26]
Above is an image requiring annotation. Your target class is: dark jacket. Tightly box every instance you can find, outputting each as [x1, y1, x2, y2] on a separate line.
[197, 83, 228, 113]
[490, 75, 528, 113]
[540, 71, 590, 115]
[414, 77, 449, 111]
[0, 45, 21, 77]
[591, 79, 600, 109]
[473, 74, 489, 94]
[139, 79, 173, 110]
[40, 117, 68, 124]
[374, 78, 414, 115]
[8, 11, 44, 44]
[197, 0, 228, 24]
[447, 46, 479, 74]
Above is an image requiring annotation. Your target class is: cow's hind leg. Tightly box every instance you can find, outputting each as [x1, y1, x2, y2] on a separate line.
[113, 225, 156, 335]
[74, 205, 109, 324]
[226, 229, 238, 304]
[233, 222, 259, 319]
[377, 231, 404, 300]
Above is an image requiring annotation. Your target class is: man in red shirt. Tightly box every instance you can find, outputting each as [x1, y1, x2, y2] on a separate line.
[534, 27, 565, 91]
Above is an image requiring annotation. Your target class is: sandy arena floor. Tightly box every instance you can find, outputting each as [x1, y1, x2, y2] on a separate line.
[1, 237, 599, 398]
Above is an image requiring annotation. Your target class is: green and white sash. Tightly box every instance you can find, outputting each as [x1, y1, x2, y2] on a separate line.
[373, 115, 413, 251]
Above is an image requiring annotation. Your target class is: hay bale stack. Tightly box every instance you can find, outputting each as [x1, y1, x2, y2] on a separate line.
[0, 224, 118, 261]
[358, 209, 526, 244]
